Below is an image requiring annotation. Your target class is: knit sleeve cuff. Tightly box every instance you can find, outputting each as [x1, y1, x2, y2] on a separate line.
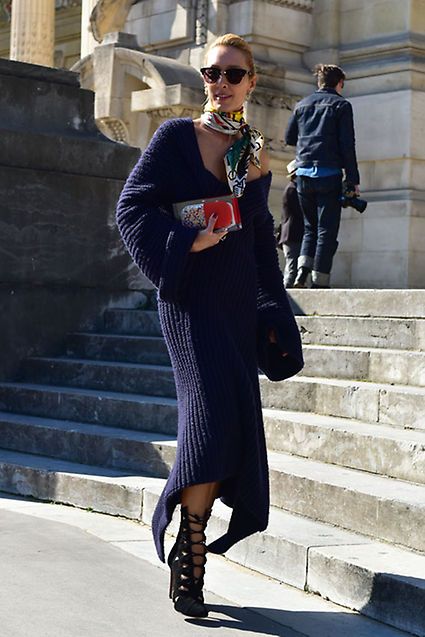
[257, 308, 304, 381]
[158, 223, 198, 303]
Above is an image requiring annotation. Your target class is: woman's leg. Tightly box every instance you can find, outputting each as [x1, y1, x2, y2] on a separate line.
[168, 481, 219, 617]
[181, 481, 219, 579]
[181, 481, 220, 513]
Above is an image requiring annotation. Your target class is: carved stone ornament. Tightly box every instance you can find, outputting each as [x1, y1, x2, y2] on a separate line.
[149, 107, 202, 120]
[249, 91, 299, 111]
[89, 0, 134, 43]
[264, 0, 313, 10]
[97, 116, 130, 143]
[196, 0, 209, 46]
[55, 0, 81, 9]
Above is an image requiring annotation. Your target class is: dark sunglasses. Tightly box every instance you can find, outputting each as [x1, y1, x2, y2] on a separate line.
[200, 67, 251, 85]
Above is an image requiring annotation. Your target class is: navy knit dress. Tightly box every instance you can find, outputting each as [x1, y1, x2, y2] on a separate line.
[116, 118, 303, 562]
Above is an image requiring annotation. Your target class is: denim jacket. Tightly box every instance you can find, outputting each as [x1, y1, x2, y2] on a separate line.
[285, 88, 360, 185]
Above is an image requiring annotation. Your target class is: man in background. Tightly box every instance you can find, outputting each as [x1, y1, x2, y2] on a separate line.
[284, 64, 360, 288]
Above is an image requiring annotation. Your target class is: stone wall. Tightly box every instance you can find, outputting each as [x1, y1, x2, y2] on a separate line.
[0, 59, 145, 381]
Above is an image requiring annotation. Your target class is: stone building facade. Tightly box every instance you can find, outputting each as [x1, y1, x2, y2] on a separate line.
[1, 0, 425, 288]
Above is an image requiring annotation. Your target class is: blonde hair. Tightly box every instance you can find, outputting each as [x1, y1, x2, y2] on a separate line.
[205, 33, 256, 76]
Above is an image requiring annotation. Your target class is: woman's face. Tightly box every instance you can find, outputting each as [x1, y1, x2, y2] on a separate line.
[203, 45, 256, 113]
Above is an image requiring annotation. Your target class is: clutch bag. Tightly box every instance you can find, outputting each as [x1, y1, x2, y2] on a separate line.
[173, 195, 242, 233]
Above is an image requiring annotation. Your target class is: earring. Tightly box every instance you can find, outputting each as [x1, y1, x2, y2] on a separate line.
[246, 91, 252, 101]
[204, 86, 208, 95]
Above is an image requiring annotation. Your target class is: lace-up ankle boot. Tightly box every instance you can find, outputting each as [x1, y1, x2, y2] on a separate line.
[167, 506, 211, 618]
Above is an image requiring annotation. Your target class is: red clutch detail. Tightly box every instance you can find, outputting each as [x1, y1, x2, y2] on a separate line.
[173, 196, 242, 233]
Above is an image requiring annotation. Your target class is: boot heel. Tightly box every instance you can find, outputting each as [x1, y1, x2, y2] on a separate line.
[168, 570, 174, 599]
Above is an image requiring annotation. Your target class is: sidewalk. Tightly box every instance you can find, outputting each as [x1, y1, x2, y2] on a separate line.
[0, 495, 412, 637]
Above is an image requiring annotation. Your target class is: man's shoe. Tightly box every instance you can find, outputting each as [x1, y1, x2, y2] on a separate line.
[293, 267, 311, 288]
[311, 270, 330, 288]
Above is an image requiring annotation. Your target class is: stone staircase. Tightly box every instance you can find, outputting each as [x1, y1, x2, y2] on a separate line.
[0, 289, 425, 636]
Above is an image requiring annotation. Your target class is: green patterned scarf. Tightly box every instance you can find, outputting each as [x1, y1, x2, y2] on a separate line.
[201, 108, 265, 198]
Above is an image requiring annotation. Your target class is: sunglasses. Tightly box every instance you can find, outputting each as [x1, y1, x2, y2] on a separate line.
[200, 67, 251, 85]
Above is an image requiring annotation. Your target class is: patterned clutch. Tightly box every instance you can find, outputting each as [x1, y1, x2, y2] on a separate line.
[173, 195, 242, 233]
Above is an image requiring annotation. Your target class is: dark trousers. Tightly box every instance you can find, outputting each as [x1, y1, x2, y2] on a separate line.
[296, 174, 342, 275]
[283, 242, 302, 287]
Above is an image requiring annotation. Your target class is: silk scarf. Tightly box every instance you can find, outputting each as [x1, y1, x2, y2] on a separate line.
[201, 108, 265, 198]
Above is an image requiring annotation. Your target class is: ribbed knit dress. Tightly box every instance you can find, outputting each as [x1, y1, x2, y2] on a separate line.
[116, 118, 303, 563]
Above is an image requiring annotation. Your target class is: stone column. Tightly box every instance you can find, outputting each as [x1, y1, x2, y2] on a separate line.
[304, 0, 341, 67]
[10, 0, 55, 67]
[81, 0, 98, 58]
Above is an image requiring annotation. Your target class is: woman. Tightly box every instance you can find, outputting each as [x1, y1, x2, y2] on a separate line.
[116, 34, 303, 619]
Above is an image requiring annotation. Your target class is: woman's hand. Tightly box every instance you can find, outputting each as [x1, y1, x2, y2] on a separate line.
[190, 214, 227, 253]
[269, 329, 288, 357]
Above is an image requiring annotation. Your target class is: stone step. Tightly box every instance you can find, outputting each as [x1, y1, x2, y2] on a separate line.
[0, 448, 158, 519]
[306, 542, 425, 637]
[267, 450, 425, 553]
[303, 345, 425, 386]
[0, 382, 178, 435]
[19, 357, 425, 428]
[289, 289, 425, 319]
[260, 375, 425, 430]
[65, 335, 425, 387]
[66, 332, 170, 365]
[2, 410, 424, 553]
[2, 401, 424, 488]
[5, 370, 425, 438]
[298, 315, 425, 351]
[70, 316, 425, 360]
[20, 357, 177, 398]
[0, 449, 424, 636]
[103, 309, 162, 336]
[263, 409, 425, 484]
[0, 412, 176, 477]
[102, 306, 425, 354]
[20, 345, 425, 397]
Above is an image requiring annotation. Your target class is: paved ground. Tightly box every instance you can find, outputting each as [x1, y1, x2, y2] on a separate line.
[0, 495, 412, 637]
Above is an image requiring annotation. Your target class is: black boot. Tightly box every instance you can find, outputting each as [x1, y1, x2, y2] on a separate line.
[293, 266, 311, 288]
[168, 506, 211, 618]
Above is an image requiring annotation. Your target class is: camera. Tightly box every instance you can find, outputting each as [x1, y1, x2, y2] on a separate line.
[341, 194, 367, 214]
[341, 182, 368, 213]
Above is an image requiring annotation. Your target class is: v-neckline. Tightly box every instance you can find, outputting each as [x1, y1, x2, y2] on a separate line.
[189, 120, 231, 187]
[186, 118, 272, 192]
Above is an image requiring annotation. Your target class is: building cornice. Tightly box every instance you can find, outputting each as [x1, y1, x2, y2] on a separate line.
[55, 0, 82, 8]
[230, 0, 314, 12]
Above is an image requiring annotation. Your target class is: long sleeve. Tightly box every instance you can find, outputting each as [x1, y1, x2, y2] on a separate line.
[254, 189, 303, 380]
[284, 111, 299, 147]
[116, 120, 198, 303]
[337, 101, 360, 185]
